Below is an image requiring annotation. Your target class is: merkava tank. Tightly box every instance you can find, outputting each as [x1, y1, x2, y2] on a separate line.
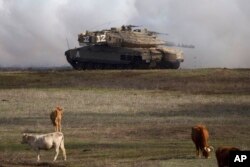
[65, 25, 194, 70]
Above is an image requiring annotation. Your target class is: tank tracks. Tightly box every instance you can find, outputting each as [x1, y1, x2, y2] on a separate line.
[67, 58, 180, 70]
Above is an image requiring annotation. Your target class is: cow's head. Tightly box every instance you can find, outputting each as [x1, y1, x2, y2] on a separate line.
[56, 106, 63, 111]
[21, 134, 28, 144]
[21, 133, 34, 144]
[56, 106, 63, 115]
[202, 146, 214, 158]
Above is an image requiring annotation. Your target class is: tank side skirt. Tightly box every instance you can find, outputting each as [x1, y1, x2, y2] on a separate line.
[65, 46, 181, 70]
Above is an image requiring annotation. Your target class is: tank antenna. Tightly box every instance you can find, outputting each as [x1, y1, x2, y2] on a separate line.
[89, 19, 120, 30]
[66, 38, 70, 49]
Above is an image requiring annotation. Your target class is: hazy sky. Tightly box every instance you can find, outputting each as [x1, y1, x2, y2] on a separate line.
[0, 0, 249, 68]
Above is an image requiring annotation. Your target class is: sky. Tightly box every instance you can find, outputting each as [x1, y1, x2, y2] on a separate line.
[0, 0, 249, 68]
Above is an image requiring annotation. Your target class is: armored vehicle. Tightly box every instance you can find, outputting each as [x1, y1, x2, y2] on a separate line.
[65, 25, 193, 70]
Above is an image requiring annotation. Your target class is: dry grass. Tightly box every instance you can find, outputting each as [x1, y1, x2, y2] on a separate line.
[0, 68, 249, 94]
[0, 69, 249, 166]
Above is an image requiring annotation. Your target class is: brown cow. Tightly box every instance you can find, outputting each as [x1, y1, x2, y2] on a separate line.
[191, 124, 214, 158]
[216, 146, 241, 167]
[50, 106, 63, 132]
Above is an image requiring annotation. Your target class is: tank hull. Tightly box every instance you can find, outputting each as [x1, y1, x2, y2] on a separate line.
[65, 45, 183, 70]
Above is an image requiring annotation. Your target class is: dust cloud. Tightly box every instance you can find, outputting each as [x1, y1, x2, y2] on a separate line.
[0, 0, 249, 68]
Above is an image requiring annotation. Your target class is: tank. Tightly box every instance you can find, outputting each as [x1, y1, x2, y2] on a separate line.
[65, 25, 194, 70]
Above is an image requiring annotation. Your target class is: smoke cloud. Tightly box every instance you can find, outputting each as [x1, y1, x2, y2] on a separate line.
[0, 0, 249, 68]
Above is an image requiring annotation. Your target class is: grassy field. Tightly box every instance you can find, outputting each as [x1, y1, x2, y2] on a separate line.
[0, 69, 249, 167]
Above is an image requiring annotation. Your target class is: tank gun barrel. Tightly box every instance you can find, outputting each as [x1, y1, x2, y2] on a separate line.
[148, 31, 168, 36]
[177, 43, 195, 48]
[164, 41, 195, 48]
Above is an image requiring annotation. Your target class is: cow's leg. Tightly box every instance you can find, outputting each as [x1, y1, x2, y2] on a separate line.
[60, 141, 67, 161]
[195, 144, 200, 158]
[36, 149, 40, 161]
[59, 120, 62, 132]
[53, 147, 60, 161]
[55, 121, 59, 132]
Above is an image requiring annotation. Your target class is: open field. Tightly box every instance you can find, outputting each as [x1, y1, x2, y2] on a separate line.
[0, 69, 249, 167]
